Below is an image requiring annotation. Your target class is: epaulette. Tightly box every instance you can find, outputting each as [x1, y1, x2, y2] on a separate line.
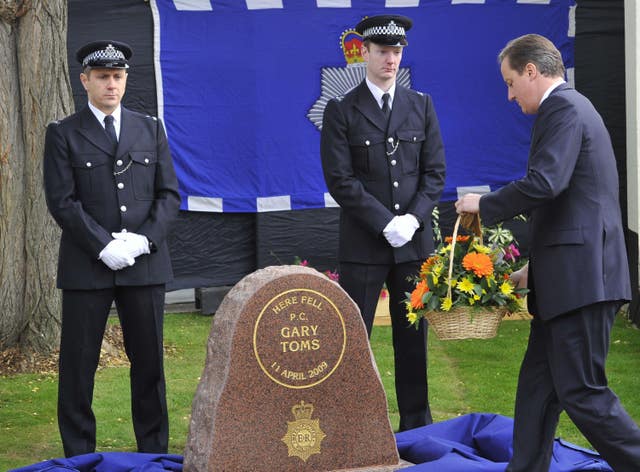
[47, 119, 61, 126]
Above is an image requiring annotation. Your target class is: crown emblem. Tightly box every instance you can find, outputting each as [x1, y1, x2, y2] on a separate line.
[282, 400, 326, 462]
[292, 400, 314, 420]
[340, 30, 364, 64]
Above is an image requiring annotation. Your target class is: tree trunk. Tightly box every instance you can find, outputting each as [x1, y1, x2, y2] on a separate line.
[0, 0, 72, 355]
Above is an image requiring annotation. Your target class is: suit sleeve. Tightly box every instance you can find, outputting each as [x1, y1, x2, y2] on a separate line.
[320, 99, 396, 236]
[480, 97, 582, 225]
[135, 118, 181, 247]
[406, 94, 446, 226]
[43, 122, 112, 257]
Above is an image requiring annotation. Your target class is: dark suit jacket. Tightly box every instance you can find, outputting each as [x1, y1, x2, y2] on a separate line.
[44, 106, 181, 289]
[321, 81, 446, 264]
[479, 83, 631, 319]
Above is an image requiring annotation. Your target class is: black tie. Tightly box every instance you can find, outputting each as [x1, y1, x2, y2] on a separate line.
[104, 115, 118, 146]
[382, 93, 391, 118]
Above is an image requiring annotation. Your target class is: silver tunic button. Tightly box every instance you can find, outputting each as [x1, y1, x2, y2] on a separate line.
[86, 162, 92, 167]
[144, 158, 150, 164]
[393, 181, 399, 188]
[121, 228, 128, 233]
[387, 137, 394, 143]
[365, 140, 370, 146]
[413, 136, 417, 142]
[117, 182, 124, 189]
[391, 159, 397, 166]
[120, 205, 127, 212]
[116, 159, 123, 166]
[394, 203, 400, 210]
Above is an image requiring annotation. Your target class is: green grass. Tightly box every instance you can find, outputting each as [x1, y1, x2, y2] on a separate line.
[1, 313, 639, 470]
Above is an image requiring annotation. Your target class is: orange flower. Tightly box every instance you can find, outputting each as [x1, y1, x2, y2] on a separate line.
[462, 252, 494, 277]
[420, 256, 439, 278]
[410, 280, 429, 309]
[444, 235, 471, 244]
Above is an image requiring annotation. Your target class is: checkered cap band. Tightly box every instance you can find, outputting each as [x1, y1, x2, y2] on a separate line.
[362, 21, 406, 39]
[82, 44, 126, 67]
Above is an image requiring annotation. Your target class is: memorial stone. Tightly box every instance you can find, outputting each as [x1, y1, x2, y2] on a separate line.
[184, 265, 407, 471]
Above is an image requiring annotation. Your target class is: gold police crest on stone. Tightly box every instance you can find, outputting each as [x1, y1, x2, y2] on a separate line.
[282, 400, 326, 462]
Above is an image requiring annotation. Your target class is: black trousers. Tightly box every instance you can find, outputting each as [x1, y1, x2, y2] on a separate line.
[339, 261, 432, 431]
[58, 285, 168, 457]
[507, 301, 640, 472]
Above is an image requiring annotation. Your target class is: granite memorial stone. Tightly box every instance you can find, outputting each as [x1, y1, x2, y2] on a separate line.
[184, 265, 405, 471]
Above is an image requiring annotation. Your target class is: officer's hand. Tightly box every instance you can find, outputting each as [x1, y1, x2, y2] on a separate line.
[111, 232, 150, 259]
[395, 214, 420, 241]
[383, 216, 416, 248]
[99, 239, 136, 270]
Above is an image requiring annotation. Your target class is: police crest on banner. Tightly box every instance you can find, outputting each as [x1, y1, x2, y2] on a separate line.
[307, 28, 411, 131]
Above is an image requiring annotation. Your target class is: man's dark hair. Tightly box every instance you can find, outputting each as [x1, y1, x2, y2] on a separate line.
[498, 34, 565, 78]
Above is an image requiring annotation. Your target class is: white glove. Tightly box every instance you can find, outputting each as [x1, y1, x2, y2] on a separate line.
[396, 213, 420, 239]
[111, 232, 151, 259]
[383, 214, 420, 248]
[99, 239, 136, 270]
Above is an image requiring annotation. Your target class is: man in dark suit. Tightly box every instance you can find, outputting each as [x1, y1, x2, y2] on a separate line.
[321, 15, 446, 431]
[456, 34, 640, 471]
[43, 40, 181, 457]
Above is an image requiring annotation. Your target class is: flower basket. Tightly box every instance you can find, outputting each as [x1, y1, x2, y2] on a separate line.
[405, 214, 528, 340]
[424, 306, 508, 340]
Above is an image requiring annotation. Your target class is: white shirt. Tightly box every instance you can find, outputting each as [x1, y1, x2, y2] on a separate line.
[88, 101, 122, 140]
[366, 77, 396, 111]
[540, 79, 566, 106]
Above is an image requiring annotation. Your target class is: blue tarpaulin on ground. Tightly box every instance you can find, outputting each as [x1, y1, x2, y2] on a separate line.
[396, 413, 613, 471]
[150, 0, 575, 212]
[10, 414, 612, 471]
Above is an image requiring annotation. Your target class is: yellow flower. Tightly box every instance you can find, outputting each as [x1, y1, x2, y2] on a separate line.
[439, 244, 452, 256]
[440, 297, 453, 311]
[431, 263, 444, 278]
[468, 297, 476, 305]
[457, 277, 475, 294]
[472, 243, 492, 254]
[473, 243, 491, 254]
[500, 281, 514, 296]
[407, 312, 418, 324]
[473, 294, 480, 300]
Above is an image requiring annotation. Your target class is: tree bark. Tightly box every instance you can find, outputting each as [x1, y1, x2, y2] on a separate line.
[0, 0, 72, 355]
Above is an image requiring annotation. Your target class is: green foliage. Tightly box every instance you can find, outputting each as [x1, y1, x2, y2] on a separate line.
[1, 313, 639, 470]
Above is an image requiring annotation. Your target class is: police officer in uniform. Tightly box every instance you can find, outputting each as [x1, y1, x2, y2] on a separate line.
[321, 16, 446, 431]
[43, 40, 180, 456]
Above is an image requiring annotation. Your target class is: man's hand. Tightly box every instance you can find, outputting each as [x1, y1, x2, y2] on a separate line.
[383, 214, 420, 248]
[455, 193, 481, 214]
[99, 239, 136, 270]
[111, 232, 150, 259]
[510, 263, 529, 289]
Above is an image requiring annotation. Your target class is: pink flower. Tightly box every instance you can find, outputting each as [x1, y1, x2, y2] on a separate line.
[504, 244, 520, 262]
[324, 270, 339, 282]
[300, 259, 309, 266]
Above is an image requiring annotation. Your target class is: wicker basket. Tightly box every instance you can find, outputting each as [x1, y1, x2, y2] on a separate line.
[425, 307, 508, 340]
[425, 214, 508, 340]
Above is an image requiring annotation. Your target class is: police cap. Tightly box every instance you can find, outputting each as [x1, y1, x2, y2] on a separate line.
[76, 40, 133, 70]
[355, 15, 413, 47]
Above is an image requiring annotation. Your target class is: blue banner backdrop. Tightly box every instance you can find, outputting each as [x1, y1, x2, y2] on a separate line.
[151, 0, 575, 212]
